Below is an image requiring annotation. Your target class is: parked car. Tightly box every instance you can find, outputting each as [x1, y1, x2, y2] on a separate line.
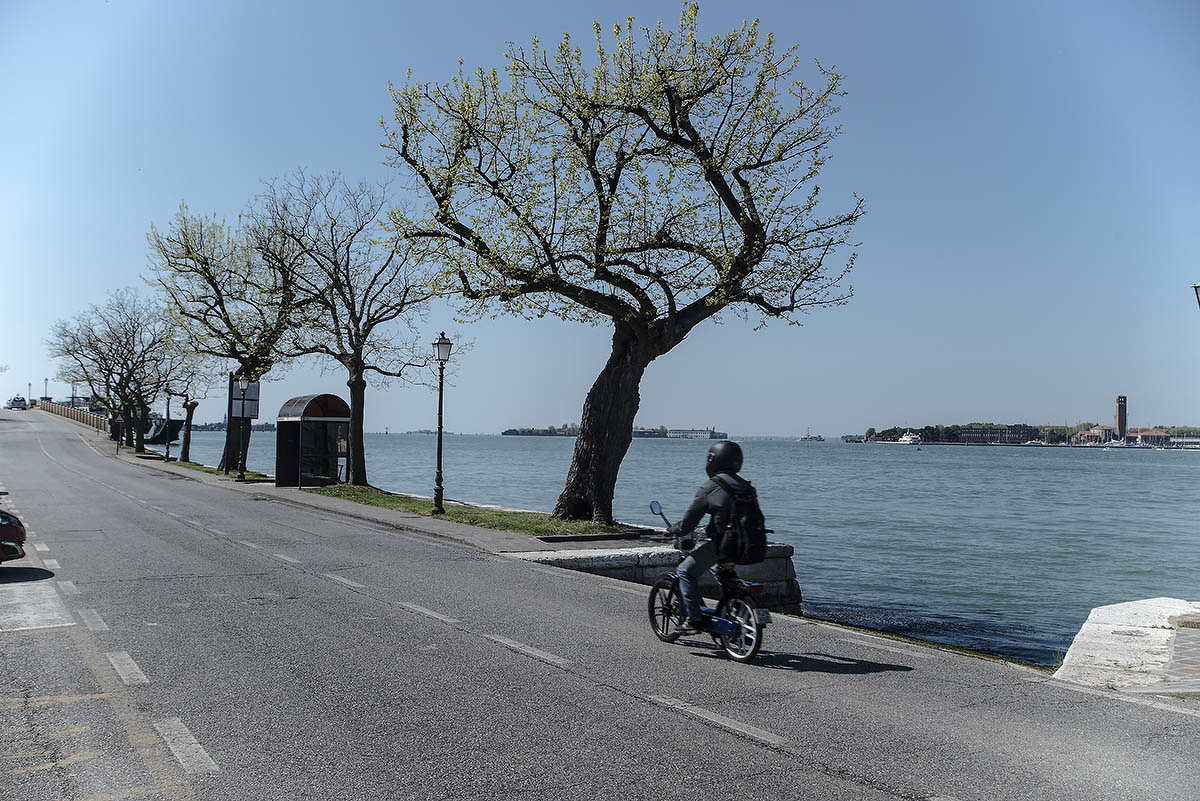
[6, 395, 28, 410]
[0, 509, 27, 563]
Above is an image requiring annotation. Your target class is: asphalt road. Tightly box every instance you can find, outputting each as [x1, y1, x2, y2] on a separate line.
[2, 409, 1197, 801]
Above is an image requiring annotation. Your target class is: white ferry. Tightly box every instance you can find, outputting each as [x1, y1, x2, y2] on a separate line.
[897, 431, 921, 445]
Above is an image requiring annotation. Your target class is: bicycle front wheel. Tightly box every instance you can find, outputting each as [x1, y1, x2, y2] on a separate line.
[648, 577, 685, 642]
[715, 592, 764, 662]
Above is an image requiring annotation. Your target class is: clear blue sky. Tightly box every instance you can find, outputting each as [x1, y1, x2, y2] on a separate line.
[2, 0, 1198, 436]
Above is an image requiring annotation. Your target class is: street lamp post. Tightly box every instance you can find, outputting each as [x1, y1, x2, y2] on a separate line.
[237, 376, 249, 481]
[432, 332, 453, 514]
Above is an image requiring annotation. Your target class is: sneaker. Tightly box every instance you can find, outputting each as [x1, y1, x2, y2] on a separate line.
[676, 617, 708, 635]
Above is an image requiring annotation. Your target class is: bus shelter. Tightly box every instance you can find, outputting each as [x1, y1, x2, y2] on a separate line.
[275, 394, 350, 488]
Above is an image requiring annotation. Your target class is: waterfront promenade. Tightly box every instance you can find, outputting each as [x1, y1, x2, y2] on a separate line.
[2, 408, 1198, 800]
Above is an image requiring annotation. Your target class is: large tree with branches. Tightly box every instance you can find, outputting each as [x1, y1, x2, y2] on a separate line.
[254, 171, 436, 486]
[147, 204, 306, 473]
[385, 5, 865, 522]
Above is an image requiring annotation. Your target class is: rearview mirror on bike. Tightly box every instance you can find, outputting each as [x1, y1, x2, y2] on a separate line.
[649, 500, 662, 516]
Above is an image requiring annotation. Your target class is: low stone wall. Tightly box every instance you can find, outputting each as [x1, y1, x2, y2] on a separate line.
[509, 542, 803, 613]
[37, 401, 108, 433]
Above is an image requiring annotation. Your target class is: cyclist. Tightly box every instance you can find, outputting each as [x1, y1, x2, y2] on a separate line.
[667, 440, 752, 634]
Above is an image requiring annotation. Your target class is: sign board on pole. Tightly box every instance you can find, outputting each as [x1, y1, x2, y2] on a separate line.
[228, 374, 261, 420]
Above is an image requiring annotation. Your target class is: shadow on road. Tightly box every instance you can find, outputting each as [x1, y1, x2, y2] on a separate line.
[686, 645, 914, 674]
[0, 567, 56, 584]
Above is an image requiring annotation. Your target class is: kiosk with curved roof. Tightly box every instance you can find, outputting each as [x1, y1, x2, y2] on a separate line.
[275, 394, 350, 487]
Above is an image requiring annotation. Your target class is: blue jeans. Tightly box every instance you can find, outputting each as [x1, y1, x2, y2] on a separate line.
[677, 541, 719, 622]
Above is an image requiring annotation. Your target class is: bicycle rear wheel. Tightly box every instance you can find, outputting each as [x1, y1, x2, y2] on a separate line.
[648, 577, 685, 642]
[715, 592, 764, 662]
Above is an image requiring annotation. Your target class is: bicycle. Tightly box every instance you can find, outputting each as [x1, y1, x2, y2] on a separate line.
[646, 500, 772, 663]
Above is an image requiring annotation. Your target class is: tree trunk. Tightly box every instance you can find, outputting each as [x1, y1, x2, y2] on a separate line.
[220, 422, 254, 474]
[133, 405, 147, 453]
[552, 327, 653, 524]
[347, 372, 368, 486]
[239, 418, 252, 476]
[123, 405, 136, 448]
[181, 400, 198, 463]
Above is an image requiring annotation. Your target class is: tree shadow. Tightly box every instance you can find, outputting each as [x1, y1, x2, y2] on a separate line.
[0, 566, 56, 584]
[684, 642, 914, 674]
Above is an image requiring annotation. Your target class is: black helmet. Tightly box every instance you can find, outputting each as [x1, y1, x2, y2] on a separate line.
[705, 440, 743, 477]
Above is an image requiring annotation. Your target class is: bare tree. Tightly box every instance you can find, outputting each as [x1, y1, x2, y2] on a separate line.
[384, 7, 865, 522]
[252, 171, 437, 486]
[48, 289, 173, 453]
[147, 203, 306, 473]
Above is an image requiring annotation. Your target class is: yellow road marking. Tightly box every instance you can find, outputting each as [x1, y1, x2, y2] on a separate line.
[0, 692, 110, 709]
[51, 783, 185, 801]
[8, 750, 99, 775]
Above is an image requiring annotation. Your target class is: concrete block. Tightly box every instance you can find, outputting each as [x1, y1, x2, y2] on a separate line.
[1054, 597, 1200, 689]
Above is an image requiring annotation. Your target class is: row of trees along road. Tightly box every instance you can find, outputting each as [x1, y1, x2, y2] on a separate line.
[145, 171, 434, 487]
[46, 7, 864, 521]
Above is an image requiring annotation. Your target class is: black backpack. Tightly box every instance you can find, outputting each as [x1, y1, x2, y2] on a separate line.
[711, 474, 768, 565]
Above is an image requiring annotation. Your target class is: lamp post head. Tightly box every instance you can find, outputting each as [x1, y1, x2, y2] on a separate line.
[433, 332, 453, 364]
[237, 376, 249, 392]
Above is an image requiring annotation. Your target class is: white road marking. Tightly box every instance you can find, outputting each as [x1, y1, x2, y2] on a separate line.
[33, 543, 49, 552]
[105, 651, 149, 685]
[57, 580, 80, 595]
[153, 718, 218, 774]
[26, 529, 36, 538]
[324, 574, 364, 589]
[0, 583, 76, 631]
[396, 601, 461, 625]
[839, 636, 933, 659]
[650, 696, 788, 746]
[1021, 677, 1200, 719]
[482, 634, 571, 668]
[238, 540, 262, 549]
[272, 554, 300, 564]
[42, 559, 60, 569]
[79, 608, 110, 632]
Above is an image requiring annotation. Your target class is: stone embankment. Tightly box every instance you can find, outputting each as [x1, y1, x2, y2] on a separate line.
[508, 542, 803, 613]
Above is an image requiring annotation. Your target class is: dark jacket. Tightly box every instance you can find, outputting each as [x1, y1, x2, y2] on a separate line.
[674, 472, 752, 546]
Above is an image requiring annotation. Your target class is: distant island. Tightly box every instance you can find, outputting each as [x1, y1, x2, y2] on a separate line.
[859, 422, 1200, 446]
[502, 424, 728, 439]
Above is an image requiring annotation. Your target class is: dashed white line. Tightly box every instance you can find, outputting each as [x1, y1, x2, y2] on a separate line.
[482, 634, 571, 668]
[153, 718, 218, 774]
[106, 651, 150, 685]
[272, 554, 300, 564]
[79, 608, 110, 632]
[238, 540, 262, 549]
[396, 601, 461, 625]
[324, 574, 364, 589]
[33, 543, 49, 552]
[650, 695, 788, 746]
[57, 580, 80, 595]
[42, 559, 60, 570]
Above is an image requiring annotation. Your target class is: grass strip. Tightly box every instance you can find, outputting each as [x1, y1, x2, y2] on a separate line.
[305, 484, 633, 537]
[169, 460, 272, 482]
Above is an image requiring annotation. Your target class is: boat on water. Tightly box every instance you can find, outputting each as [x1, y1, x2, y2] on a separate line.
[799, 428, 824, 442]
[897, 431, 921, 445]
